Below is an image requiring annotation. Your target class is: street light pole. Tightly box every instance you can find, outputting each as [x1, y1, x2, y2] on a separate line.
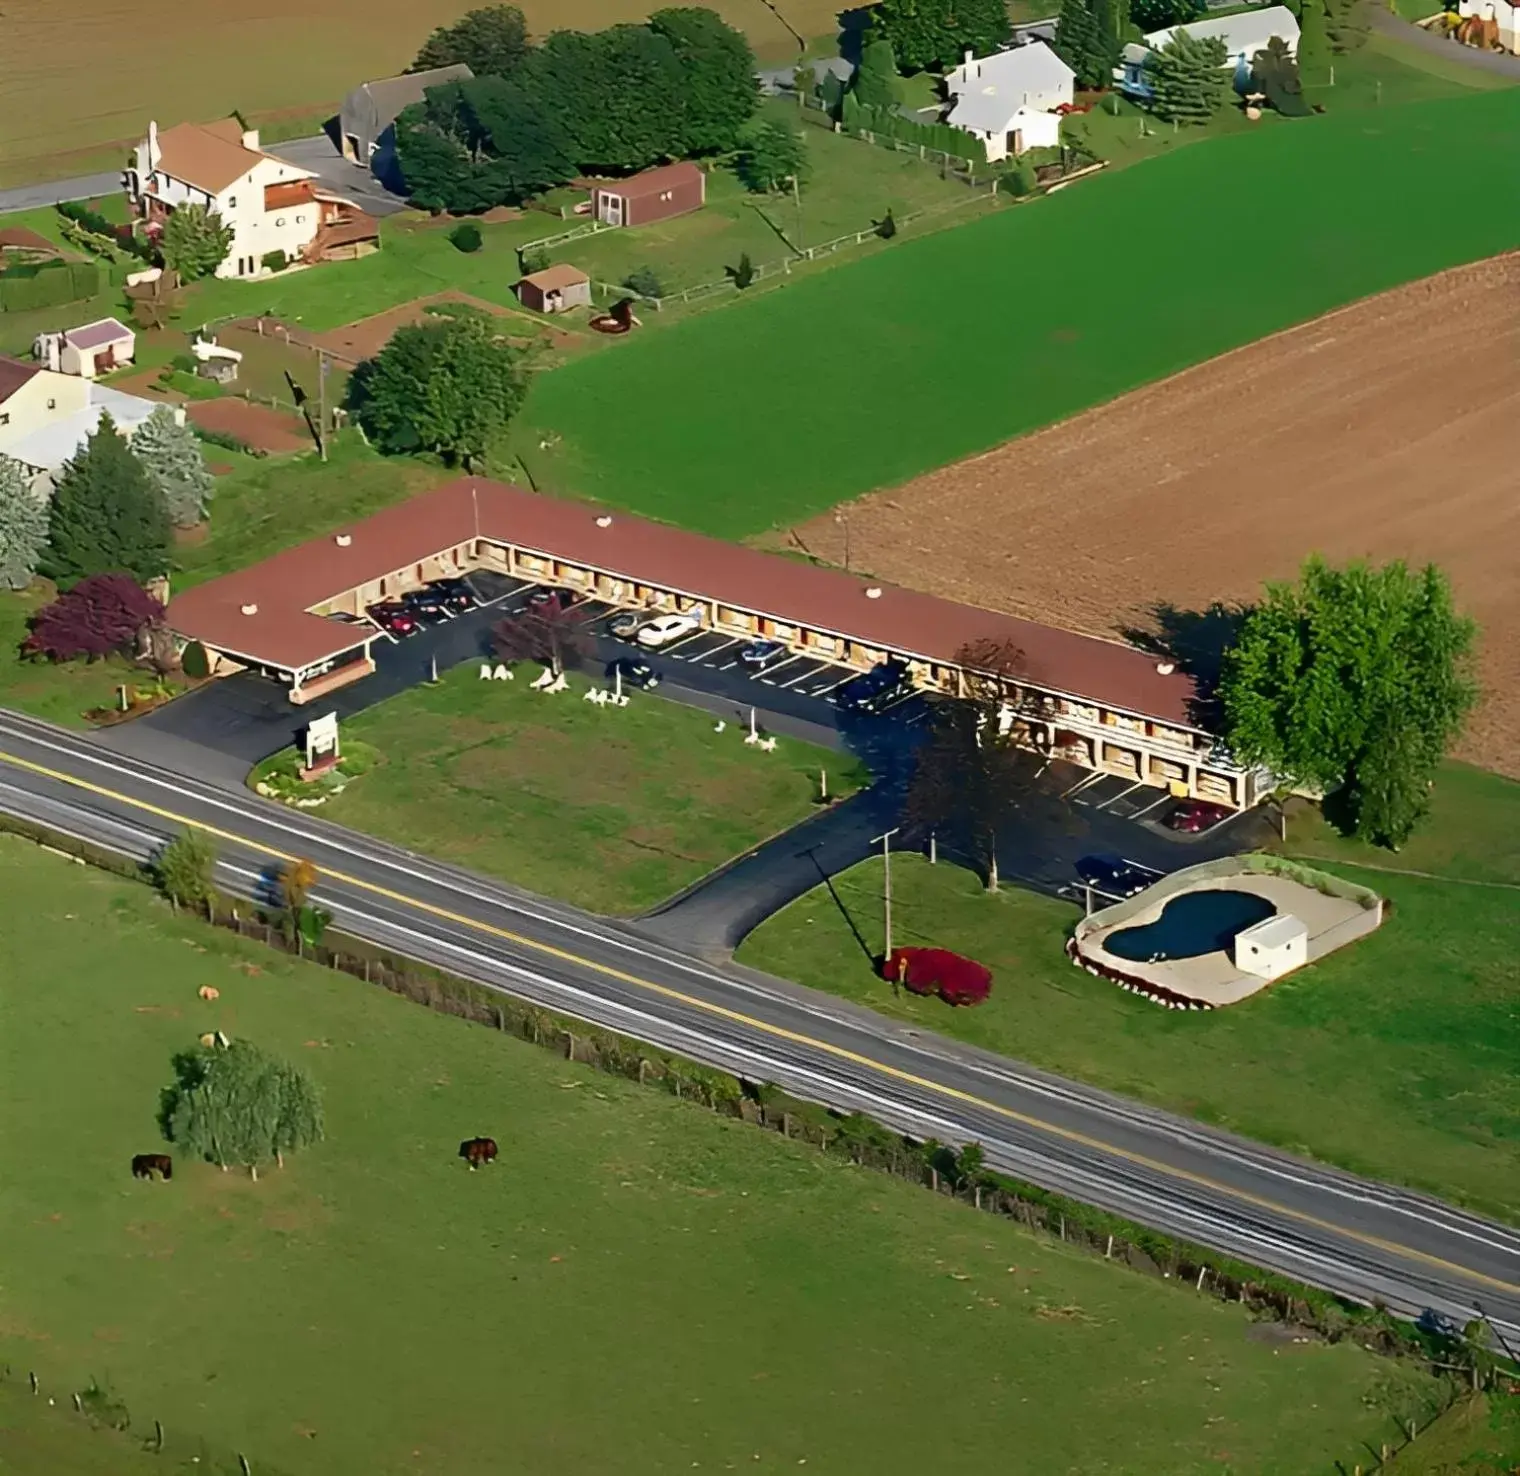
[873, 827, 900, 959]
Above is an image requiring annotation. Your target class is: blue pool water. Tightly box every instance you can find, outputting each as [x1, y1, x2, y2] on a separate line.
[1104, 890, 1276, 963]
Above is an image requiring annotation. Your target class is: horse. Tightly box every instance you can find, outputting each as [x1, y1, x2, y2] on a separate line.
[458, 1137, 498, 1170]
[132, 1153, 173, 1181]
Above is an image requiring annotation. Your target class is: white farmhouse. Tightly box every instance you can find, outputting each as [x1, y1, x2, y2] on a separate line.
[1118, 5, 1301, 96]
[124, 118, 378, 280]
[944, 41, 1076, 162]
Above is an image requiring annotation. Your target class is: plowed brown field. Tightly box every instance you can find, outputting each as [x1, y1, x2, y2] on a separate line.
[787, 254, 1520, 776]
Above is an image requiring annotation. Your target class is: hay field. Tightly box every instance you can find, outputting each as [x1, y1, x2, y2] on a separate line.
[2, 0, 838, 185]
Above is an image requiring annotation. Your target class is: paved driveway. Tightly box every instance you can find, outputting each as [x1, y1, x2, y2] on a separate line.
[0, 171, 122, 214]
[264, 136, 412, 217]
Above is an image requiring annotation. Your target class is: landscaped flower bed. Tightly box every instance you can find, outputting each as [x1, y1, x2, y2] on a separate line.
[249, 741, 382, 807]
[878, 946, 992, 1007]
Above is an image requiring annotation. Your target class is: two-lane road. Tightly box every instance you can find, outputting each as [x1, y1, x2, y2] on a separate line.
[1, 707, 1516, 1341]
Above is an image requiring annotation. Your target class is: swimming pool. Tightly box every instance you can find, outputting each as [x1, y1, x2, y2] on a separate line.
[1103, 890, 1277, 963]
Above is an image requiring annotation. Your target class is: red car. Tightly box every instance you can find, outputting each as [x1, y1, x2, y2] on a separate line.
[369, 603, 419, 636]
[1165, 799, 1233, 834]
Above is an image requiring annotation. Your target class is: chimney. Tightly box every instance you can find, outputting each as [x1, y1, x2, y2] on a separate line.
[240, 126, 260, 151]
[147, 119, 161, 171]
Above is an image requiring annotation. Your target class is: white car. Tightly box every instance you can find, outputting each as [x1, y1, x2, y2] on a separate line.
[635, 613, 702, 648]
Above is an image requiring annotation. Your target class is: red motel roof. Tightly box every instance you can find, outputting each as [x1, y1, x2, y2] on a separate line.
[166, 478, 1201, 724]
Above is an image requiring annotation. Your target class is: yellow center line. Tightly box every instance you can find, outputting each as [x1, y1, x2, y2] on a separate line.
[4, 743, 1517, 1298]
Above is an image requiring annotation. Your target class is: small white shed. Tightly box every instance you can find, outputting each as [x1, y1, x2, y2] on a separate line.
[1233, 913, 1307, 980]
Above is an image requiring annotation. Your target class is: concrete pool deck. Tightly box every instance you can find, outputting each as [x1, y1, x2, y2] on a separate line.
[1071, 857, 1384, 1008]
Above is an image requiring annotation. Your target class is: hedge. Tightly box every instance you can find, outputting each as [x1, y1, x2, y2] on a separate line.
[0, 259, 100, 313]
[55, 200, 157, 262]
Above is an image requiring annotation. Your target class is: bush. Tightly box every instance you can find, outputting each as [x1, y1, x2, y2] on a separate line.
[181, 639, 211, 679]
[192, 424, 267, 458]
[623, 265, 662, 298]
[450, 221, 483, 253]
[56, 200, 156, 262]
[261, 248, 288, 273]
[1010, 158, 1038, 197]
[23, 573, 164, 663]
[169, 352, 197, 374]
[731, 252, 755, 289]
[0, 258, 100, 313]
[875, 209, 897, 240]
[879, 947, 993, 1007]
[519, 245, 551, 274]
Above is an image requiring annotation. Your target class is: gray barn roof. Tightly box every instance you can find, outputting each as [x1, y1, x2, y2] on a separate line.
[345, 64, 473, 128]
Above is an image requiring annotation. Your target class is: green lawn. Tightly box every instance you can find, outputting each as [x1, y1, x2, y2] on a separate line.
[0, 836, 1447, 1476]
[739, 765, 1520, 1220]
[520, 85, 1520, 537]
[268, 665, 864, 915]
[546, 108, 977, 295]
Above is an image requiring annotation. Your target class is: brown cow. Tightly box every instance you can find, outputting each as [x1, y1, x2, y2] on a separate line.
[458, 1137, 498, 1170]
[132, 1153, 173, 1181]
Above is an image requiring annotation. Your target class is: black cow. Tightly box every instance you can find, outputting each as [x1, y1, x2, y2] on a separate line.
[458, 1137, 498, 1170]
[132, 1153, 173, 1181]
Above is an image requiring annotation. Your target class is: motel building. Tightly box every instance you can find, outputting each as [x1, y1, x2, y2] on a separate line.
[165, 479, 1267, 810]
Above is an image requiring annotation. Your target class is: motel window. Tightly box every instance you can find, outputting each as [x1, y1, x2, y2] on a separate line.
[0, 413, 8, 425]
[296, 213, 305, 223]
[47, 398, 56, 409]
[276, 217, 285, 227]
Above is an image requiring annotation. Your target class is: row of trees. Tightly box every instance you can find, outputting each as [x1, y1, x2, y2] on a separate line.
[396, 6, 758, 213]
[868, 0, 1011, 72]
[0, 408, 214, 593]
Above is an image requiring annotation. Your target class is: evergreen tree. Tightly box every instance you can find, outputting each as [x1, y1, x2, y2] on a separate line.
[1054, 0, 1101, 87]
[129, 405, 215, 527]
[649, 7, 758, 153]
[44, 413, 171, 583]
[1323, 0, 1368, 51]
[1089, 0, 1125, 81]
[1251, 35, 1310, 114]
[852, 35, 902, 109]
[160, 204, 233, 281]
[0, 454, 48, 590]
[1291, 0, 1330, 72]
[1146, 31, 1229, 122]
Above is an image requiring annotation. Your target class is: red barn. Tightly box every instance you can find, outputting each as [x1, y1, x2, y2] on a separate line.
[590, 162, 705, 228]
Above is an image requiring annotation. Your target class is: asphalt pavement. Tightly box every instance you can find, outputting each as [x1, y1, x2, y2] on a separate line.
[1, 705, 1517, 1343]
[0, 170, 124, 214]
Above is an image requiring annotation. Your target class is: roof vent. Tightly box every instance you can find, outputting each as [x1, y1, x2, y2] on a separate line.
[241, 603, 258, 616]
[1156, 661, 1175, 675]
[335, 533, 352, 547]
[865, 586, 883, 600]
[594, 515, 613, 528]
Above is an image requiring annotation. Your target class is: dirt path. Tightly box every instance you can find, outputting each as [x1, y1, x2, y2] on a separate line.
[786, 254, 1520, 775]
[187, 398, 312, 456]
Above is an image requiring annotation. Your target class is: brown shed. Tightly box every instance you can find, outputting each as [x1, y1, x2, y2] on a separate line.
[516, 264, 592, 314]
[590, 162, 706, 228]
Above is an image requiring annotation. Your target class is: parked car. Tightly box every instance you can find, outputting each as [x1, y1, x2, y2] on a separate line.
[1074, 853, 1159, 899]
[1165, 799, 1233, 834]
[369, 602, 419, 636]
[608, 657, 659, 691]
[430, 577, 478, 612]
[835, 658, 913, 713]
[400, 589, 450, 621]
[528, 587, 577, 611]
[608, 610, 647, 639]
[739, 638, 785, 667]
[635, 613, 701, 648]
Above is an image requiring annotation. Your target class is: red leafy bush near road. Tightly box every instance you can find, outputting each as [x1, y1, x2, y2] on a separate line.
[24, 573, 163, 662]
[879, 947, 993, 1007]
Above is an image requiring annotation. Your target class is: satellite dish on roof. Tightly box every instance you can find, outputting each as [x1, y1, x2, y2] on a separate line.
[595, 515, 613, 528]
[335, 533, 352, 547]
[241, 603, 258, 616]
[865, 587, 883, 599]
[1156, 661, 1175, 675]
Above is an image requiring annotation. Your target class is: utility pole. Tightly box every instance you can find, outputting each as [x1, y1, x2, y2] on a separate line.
[873, 827, 900, 959]
[316, 348, 328, 462]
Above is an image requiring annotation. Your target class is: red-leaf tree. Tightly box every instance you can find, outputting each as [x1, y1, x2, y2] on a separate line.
[878, 947, 993, 1007]
[24, 573, 164, 662]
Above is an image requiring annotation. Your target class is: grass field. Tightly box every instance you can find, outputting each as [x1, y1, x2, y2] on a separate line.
[0, 836, 1449, 1475]
[0, 0, 843, 187]
[519, 85, 1520, 538]
[266, 664, 862, 914]
[738, 765, 1520, 1220]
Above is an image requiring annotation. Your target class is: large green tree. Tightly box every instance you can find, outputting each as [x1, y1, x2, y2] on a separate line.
[413, 4, 531, 77]
[164, 1039, 324, 1178]
[44, 413, 171, 583]
[872, 0, 1011, 71]
[160, 204, 232, 281]
[1220, 557, 1477, 847]
[458, 75, 578, 202]
[852, 35, 902, 109]
[349, 312, 528, 468]
[0, 454, 48, 590]
[734, 117, 809, 193]
[154, 829, 219, 911]
[649, 8, 758, 153]
[1145, 31, 1229, 123]
[129, 405, 215, 527]
[1054, 0, 1104, 89]
[1251, 35, 1309, 114]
